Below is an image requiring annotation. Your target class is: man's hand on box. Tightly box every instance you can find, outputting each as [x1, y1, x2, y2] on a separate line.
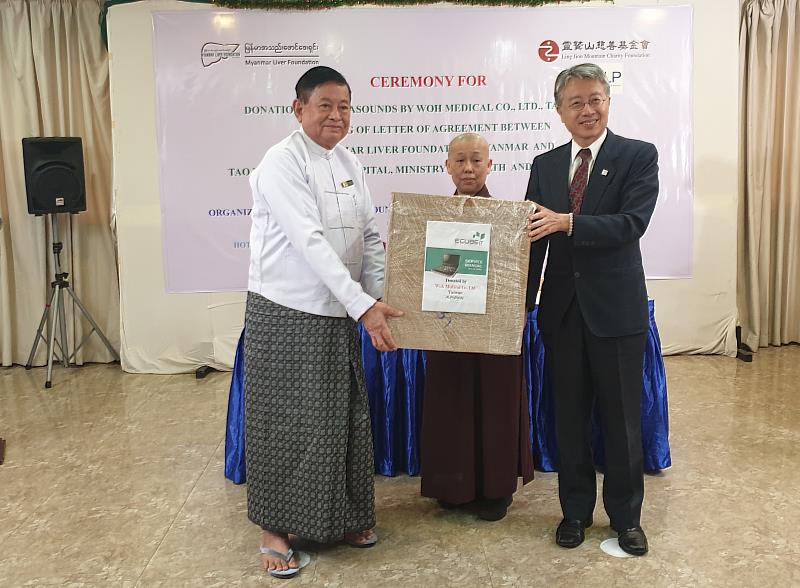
[360, 301, 404, 352]
[527, 204, 570, 241]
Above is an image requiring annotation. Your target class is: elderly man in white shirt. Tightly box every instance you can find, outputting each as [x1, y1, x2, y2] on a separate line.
[244, 66, 402, 579]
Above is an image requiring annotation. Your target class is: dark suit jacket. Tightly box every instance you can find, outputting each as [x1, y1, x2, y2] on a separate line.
[525, 129, 659, 338]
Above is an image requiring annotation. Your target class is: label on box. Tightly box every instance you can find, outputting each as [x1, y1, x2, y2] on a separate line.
[421, 220, 491, 314]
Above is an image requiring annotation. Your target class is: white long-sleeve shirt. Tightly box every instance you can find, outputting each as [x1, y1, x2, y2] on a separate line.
[248, 129, 384, 320]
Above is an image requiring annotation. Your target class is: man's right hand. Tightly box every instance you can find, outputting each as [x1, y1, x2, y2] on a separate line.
[528, 204, 570, 241]
[359, 301, 404, 352]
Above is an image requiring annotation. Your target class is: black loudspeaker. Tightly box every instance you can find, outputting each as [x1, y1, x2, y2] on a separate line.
[22, 137, 86, 215]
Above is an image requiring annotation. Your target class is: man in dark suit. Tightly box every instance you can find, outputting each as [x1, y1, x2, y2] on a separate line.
[526, 63, 658, 556]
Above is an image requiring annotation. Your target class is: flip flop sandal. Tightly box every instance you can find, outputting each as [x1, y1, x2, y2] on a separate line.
[344, 530, 378, 548]
[260, 546, 311, 579]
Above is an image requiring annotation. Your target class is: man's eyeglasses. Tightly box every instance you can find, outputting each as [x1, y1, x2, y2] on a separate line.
[566, 97, 608, 112]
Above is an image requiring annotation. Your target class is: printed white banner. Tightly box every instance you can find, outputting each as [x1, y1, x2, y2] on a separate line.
[153, 5, 693, 292]
[422, 221, 491, 314]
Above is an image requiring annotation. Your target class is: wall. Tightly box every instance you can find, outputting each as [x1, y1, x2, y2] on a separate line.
[108, 0, 739, 372]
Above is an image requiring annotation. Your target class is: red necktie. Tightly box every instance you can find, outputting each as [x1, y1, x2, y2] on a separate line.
[569, 148, 591, 214]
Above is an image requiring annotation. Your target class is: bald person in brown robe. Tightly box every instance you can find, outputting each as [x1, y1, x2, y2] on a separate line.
[420, 133, 535, 521]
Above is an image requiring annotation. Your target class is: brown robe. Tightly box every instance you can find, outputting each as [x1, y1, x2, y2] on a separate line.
[420, 185, 535, 504]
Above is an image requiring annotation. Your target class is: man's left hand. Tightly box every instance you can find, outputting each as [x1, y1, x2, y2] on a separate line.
[527, 204, 570, 241]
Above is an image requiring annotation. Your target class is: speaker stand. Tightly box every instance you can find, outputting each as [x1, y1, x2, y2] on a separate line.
[25, 214, 120, 388]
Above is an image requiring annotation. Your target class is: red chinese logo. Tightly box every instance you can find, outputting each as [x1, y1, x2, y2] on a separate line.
[538, 40, 560, 62]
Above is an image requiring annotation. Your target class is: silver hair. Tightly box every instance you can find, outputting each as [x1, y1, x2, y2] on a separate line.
[553, 63, 610, 106]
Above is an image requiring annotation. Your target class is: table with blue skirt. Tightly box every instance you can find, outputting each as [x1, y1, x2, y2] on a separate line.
[224, 300, 671, 484]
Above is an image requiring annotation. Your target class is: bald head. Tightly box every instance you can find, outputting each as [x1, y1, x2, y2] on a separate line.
[445, 133, 492, 196]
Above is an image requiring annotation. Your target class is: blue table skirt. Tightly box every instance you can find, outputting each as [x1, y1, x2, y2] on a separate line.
[225, 301, 671, 484]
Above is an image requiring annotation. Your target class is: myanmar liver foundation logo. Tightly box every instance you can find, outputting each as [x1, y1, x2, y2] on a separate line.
[538, 40, 560, 62]
[201, 43, 241, 67]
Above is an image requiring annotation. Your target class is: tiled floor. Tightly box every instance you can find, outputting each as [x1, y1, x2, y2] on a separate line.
[1, 347, 799, 586]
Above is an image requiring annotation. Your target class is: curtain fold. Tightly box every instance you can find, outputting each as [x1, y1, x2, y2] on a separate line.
[0, 0, 118, 366]
[225, 302, 672, 483]
[738, 0, 800, 349]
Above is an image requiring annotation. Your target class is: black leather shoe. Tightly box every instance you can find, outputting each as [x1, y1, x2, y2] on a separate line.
[477, 496, 513, 521]
[555, 517, 593, 548]
[437, 499, 460, 510]
[618, 527, 648, 556]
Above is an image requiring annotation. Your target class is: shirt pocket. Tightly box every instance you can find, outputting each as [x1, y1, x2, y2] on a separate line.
[322, 188, 360, 231]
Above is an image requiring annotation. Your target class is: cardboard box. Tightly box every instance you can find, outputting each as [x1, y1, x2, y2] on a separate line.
[384, 192, 535, 355]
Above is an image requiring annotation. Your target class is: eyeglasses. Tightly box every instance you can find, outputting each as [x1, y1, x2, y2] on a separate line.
[566, 97, 608, 112]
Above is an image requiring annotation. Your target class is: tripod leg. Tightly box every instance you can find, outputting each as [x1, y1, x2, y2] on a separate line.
[45, 285, 62, 388]
[26, 286, 58, 369]
[63, 287, 120, 361]
[56, 283, 70, 368]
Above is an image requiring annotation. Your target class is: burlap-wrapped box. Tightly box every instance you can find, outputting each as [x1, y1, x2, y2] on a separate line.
[384, 192, 535, 355]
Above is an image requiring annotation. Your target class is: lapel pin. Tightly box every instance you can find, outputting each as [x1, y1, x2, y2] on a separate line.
[341, 179, 354, 188]
[601, 169, 609, 176]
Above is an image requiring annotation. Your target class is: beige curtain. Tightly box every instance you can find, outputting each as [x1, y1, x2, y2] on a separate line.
[739, 0, 800, 350]
[0, 0, 118, 366]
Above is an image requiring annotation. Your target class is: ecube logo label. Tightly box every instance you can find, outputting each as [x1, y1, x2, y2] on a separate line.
[538, 40, 560, 62]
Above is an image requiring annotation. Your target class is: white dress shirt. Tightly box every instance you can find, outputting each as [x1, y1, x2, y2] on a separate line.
[248, 129, 384, 321]
[568, 128, 608, 183]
